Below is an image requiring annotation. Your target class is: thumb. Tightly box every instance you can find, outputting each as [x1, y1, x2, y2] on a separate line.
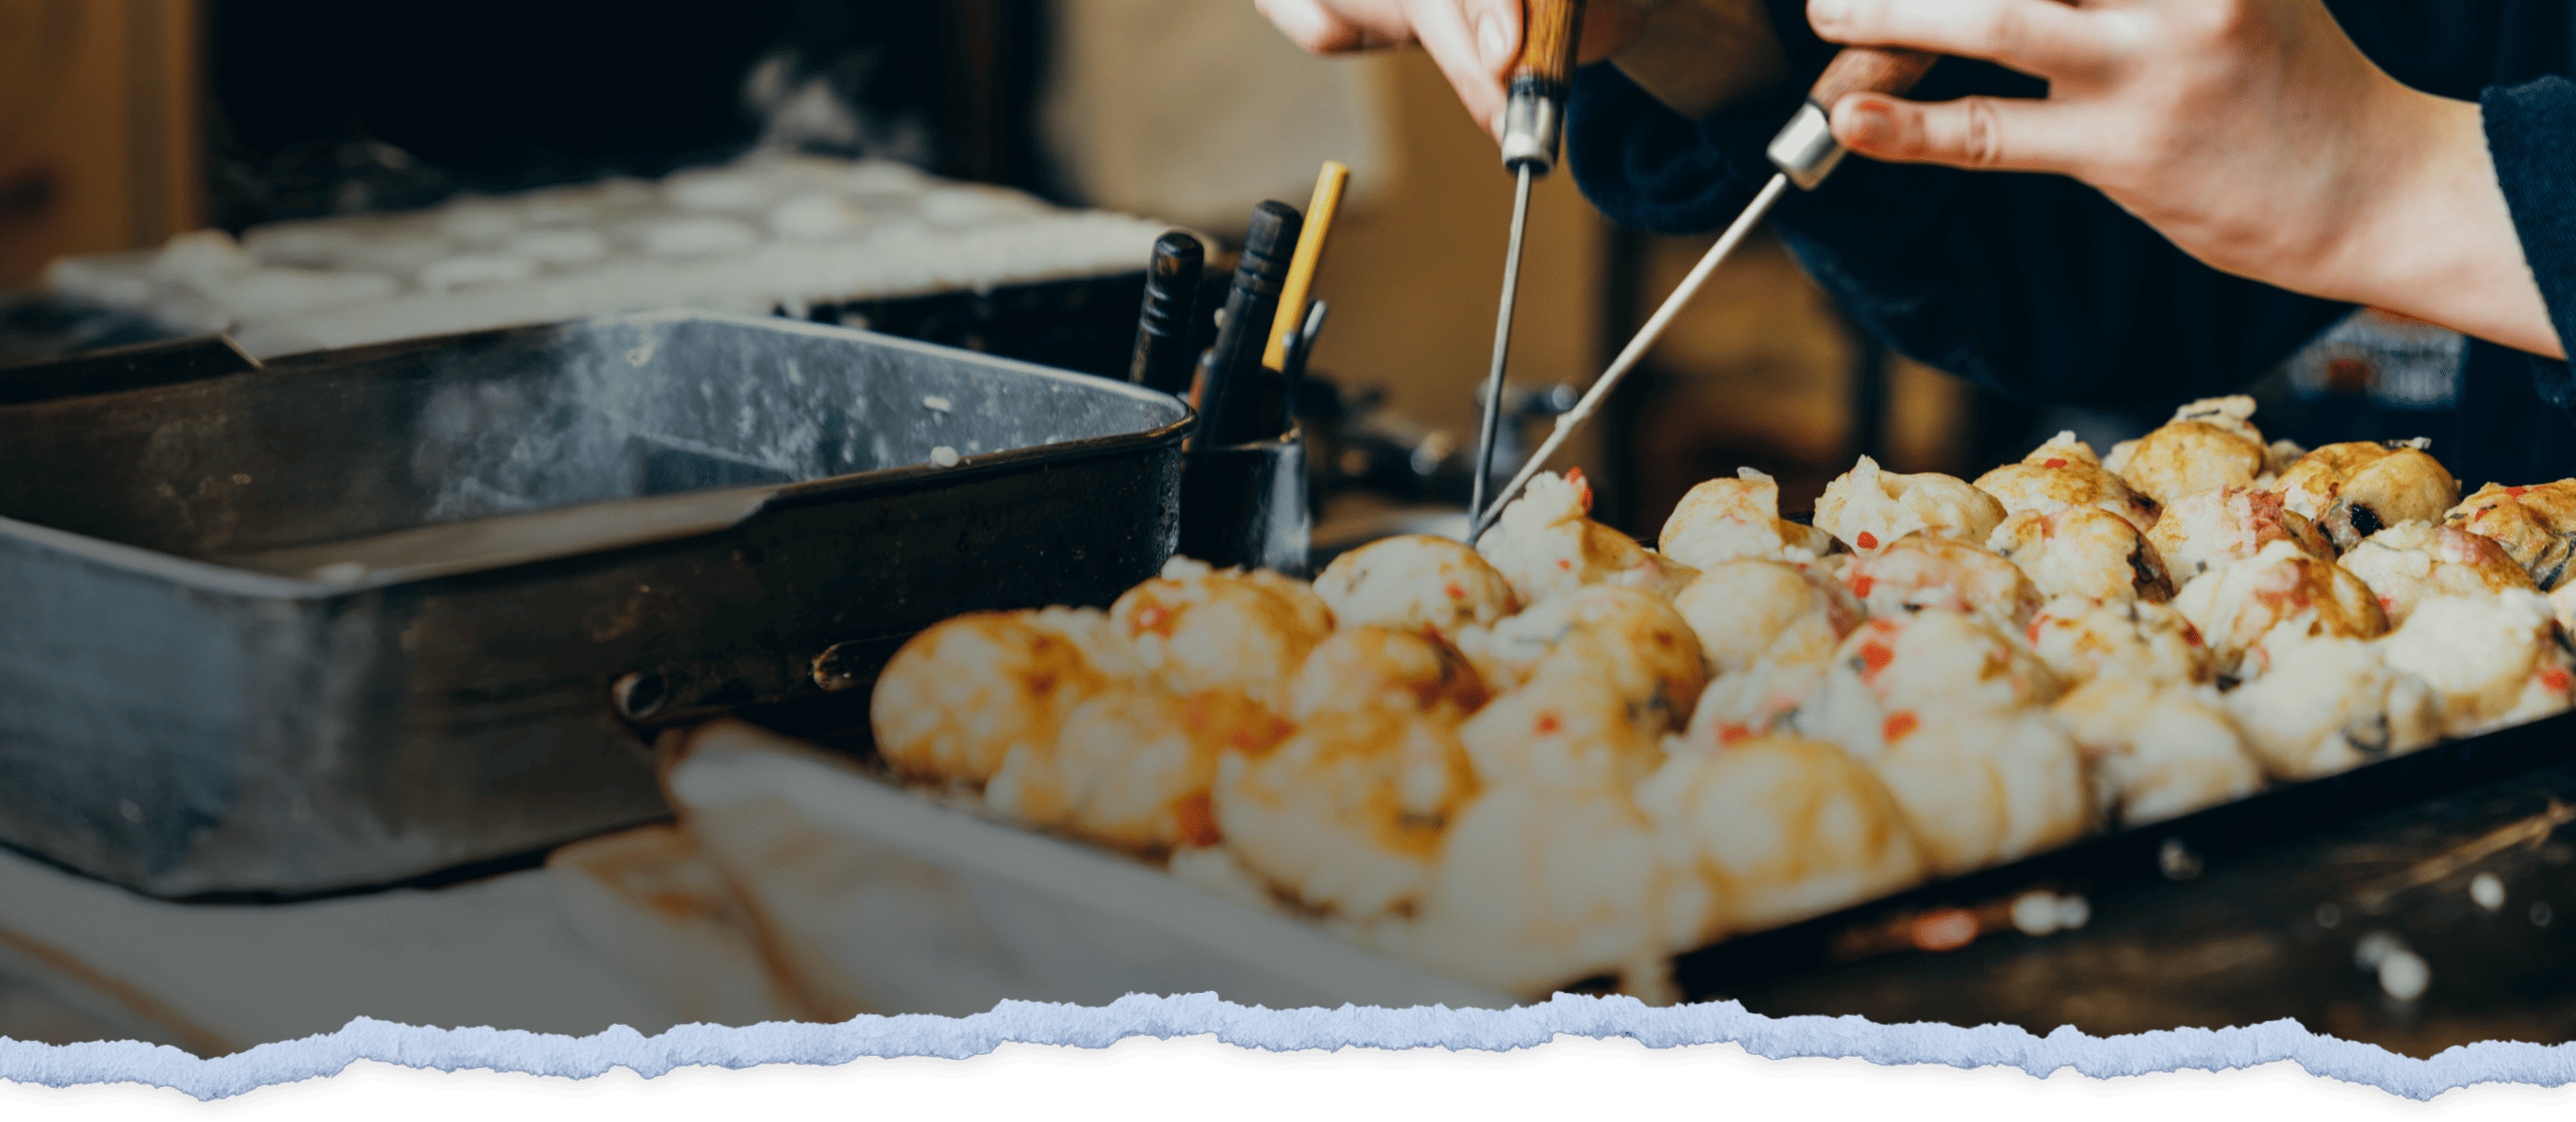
[1830, 92, 2082, 175]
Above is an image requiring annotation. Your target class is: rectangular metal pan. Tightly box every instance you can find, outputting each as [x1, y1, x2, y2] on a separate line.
[0, 309, 1191, 899]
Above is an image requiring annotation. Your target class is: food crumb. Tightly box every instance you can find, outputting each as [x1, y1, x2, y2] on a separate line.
[922, 395, 953, 412]
[930, 446, 962, 468]
[2471, 872, 2507, 912]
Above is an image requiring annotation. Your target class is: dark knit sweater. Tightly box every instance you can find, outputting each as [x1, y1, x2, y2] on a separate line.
[1567, 0, 2576, 487]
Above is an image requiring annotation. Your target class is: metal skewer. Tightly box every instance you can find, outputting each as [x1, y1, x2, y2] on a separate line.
[1472, 163, 1537, 520]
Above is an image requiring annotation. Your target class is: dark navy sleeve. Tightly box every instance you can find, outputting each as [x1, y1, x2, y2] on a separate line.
[1565, 0, 2355, 411]
[2483, 76, 2576, 408]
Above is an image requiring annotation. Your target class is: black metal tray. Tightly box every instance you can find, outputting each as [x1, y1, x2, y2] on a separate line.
[0, 309, 1191, 899]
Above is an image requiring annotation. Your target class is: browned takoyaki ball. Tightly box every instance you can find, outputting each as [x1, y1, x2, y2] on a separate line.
[1987, 505, 2176, 603]
[2147, 487, 2337, 583]
[2272, 440, 2460, 550]
[1972, 431, 2157, 533]
[2445, 480, 2576, 592]
[2105, 396, 2269, 506]
[1312, 534, 1519, 644]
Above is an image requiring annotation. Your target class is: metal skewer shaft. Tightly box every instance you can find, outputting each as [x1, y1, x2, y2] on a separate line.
[1472, 163, 1536, 520]
[1469, 171, 1789, 542]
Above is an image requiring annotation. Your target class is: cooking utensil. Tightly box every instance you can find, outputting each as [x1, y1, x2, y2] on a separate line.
[1192, 201, 1302, 450]
[1128, 231, 1206, 396]
[1469, 46, 1940, 541]
[1263, 161, 1350, 373]
[1471, 0, 1587, 526]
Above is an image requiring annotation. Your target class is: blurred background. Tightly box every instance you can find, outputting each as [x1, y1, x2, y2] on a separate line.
[0, 0, 2012, 540]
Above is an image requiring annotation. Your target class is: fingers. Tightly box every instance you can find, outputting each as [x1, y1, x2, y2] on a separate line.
[1807, 0, 2110, 81]
[1829, 91, 2088, 174]
[1402, 0, 1521, 137]
[1259, 0, 1376, 54]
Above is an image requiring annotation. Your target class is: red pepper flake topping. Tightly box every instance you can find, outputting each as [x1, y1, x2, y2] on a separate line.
[1535, 712, 1562, 735]
[2544, 668, 2573, 695]
[1557, 559, 1575, 570]
[2042, 458, 2069, 470]
[2182, 621, 2205, 646]
[1882, 711, 1920, 744]
[1175, 791, 1221, 848]
[1859, 641, 1896, 675]
[1445, 582, 1467, 601]
[1133, 604, 1176, 637]
[1717, 722, 1753, 746]
[2027, 621, 2045, 645]
[1852, 575, 1876, 598]
[1567, 468, 1594, 513]
[1911, 909, 1980, 952]
[2508, 487, 2531, 497]
[1856, 531, 1880, 550]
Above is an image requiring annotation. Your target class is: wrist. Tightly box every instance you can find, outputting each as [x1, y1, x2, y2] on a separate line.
[1608, 0, 1787, 121]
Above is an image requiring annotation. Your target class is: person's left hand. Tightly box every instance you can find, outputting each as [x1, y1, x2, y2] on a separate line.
[1805, 0, 2563, 359]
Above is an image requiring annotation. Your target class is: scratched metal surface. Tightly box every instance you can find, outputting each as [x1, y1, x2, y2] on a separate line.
[1709, 764, 2576, 1057]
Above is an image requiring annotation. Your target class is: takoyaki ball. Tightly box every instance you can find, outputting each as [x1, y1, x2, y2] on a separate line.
[1637, 735, 1928, 934]
[1672, 558, 1864, 676]
[1456, 668, 1668, 791]
[1678, 658, 1830, 751]
[2147, 487, 2336, 584]
[2264, 438, 2310, 481]
[2052, 677, 2263, 829]
[871, 607, 1133, 786]
[2337, 521, 2536, 627]
[1971, 431, 2157, 532]
[1871, 709, 2092, 878]
[2444, 480, 2576, 592]
[1113, 555, 1333, 711]
[984, 685, 1292, 854]
[2223, 630, 2442, 781]
[1814, 455, 2007, 555]
[1285, 626, 1491, 725]
[2380, 590, 2576, 737]
[1212, 705, 1479, 920]
[1312, 535, 1517, 643]
[1660, 467, 1839, 569]
[2171, 539, 2389, 678]
[1408, 784, 1720, 996]
[1453, 585, 1707, 735]
[1801, 610, 2061, 760]
[1987, 506, 2176, 603]
[1839, 532, 2045, 630]
[2024, 596, 2214, 688]
[1478, 469, 1663, 606]
[2272, 439, 2461, 550]
[1241, 567, 1338, 637]
[2105, 396, 2269, 506]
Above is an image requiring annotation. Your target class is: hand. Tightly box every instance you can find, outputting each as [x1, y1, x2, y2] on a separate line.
[1804, 0, 2564, 359]
[1256, 0, 1650, 138]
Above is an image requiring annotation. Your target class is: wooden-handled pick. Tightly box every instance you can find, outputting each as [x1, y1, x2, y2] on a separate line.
[1497, 0, 1586, 173]
[1470, 44, 1946, 542]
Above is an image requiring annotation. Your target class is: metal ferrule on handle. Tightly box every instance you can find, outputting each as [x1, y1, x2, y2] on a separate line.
[1497, 0, 1585, 173]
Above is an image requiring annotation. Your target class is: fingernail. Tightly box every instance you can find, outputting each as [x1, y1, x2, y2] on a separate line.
[1809, 0, 1849, 25]
[1477, 13, 1511, 70]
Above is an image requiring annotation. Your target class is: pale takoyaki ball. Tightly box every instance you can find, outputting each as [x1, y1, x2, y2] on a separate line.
[2379, 591, 2576, 737]
[1813, 455, 2007, 555]
[2052, 677, 2263, 829]
[2024, 596, 2214, 688]
[2171, 539, 2388, 677]
[1871, 709, 2092, 878]
[2146, 487, 2336, 584]
[1457, 668, 1668, 791]
[2104, 396, 2269, 507]
[1677, 658, 1830, 751]
[1112, 555, 1333, 712]
[1987, 506, 2177, 603]
[1659, 467, 1839, 569]
[1478, 469, 1665, 606]
[1312, 535, 1517, 643]
[1638, 735, 1927, 934]
[984, 685, 1290, 854]
[2222, 630, 2442, 781]
[2271, 439, 2460, 550]
[1799, 610, 2061, 760]
[1406, 784, 1720, 997]
[1672, 558, 1864, 675]
[1838, 532, 2045, 630]
[2445, 480, 2576, 592]
[1971, 431, 2157, 533]
[871, 607, 1135, 786]
[1286, 626, 1489, 726]
[1211, 705, 1479, 920]
[1453, 585, 1707, 735]
[2337, 521, 2537, 627]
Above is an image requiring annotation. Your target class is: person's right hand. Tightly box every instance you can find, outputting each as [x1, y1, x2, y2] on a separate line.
[1254, 0, 1651, 139]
